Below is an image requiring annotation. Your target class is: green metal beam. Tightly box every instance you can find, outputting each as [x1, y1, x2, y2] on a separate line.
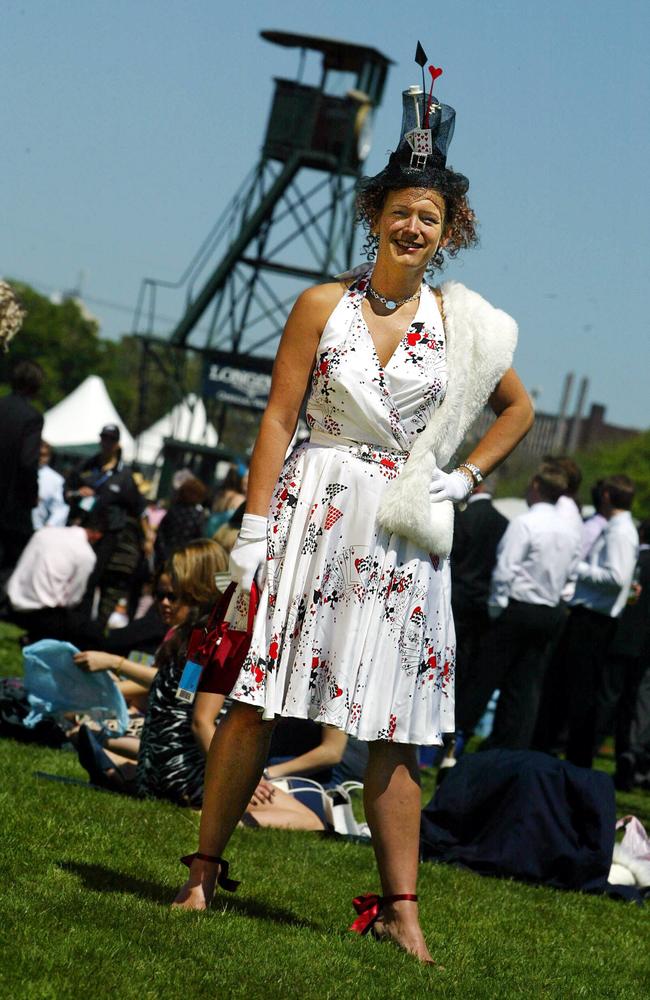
[169, 153, 301, 347]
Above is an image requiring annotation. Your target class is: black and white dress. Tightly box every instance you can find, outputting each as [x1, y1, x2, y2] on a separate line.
[231, 269, 455, 746]
[135, 632, 205, 807]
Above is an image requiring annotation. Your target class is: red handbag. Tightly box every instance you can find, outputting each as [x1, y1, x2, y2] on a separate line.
[187, 582, 259, 697]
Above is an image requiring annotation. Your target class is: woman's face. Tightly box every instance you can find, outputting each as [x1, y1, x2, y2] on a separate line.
[374, 188, 446, 271]
[156, 573, 191, 627]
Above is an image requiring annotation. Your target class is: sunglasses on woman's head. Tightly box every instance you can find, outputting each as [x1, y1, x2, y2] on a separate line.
[156, 590, 178, 602]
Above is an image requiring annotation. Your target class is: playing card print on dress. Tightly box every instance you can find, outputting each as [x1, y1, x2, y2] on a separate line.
[231, 266, 455, 745]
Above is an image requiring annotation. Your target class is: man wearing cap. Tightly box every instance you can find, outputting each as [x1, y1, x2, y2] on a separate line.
[65, 425, 153, 625]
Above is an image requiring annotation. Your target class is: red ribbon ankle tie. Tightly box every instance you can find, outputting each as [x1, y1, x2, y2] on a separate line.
[180, 852, 240, 892]
[349, 893, 418, 934]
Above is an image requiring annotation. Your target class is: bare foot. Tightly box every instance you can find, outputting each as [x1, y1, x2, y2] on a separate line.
[374, 900, 437, 966]
[171, 857, 218, 911]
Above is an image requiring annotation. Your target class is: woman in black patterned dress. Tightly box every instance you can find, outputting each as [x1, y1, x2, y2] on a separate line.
[76, 539, 228, 806]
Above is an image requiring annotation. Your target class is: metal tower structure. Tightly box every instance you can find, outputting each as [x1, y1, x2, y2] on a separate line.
[132, 31, 392, 454]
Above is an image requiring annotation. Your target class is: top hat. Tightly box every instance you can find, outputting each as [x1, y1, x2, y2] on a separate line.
[360, 44, 468, 197]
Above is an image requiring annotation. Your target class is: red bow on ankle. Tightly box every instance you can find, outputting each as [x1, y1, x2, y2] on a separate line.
[350, 894, 382, 934]
[349, 892, 419, 934]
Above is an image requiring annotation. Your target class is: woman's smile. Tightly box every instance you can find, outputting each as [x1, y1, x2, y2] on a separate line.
[393, 237, 424, 253]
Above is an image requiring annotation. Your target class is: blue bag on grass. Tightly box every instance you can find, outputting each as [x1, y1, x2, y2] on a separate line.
[22, 639, 130, 735]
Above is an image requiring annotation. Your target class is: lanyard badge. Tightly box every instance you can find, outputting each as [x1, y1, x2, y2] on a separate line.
[176, 626, 221, 704]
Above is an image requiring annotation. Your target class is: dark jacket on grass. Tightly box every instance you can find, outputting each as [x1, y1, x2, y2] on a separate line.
[420, 749, 640, 899]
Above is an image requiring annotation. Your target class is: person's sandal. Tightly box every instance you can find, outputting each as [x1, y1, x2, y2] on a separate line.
[180, 852, 240, 892]
[349, 892, 418, 936]
[350, 893, 436, 965]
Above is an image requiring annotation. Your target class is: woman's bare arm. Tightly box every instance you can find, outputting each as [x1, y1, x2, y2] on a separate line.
[463, 368, 534, 475]
[245, 284, 342, 517]
[192, 691, 226, 756]
[73, 650, 157, 688]
[265, 728, 348, 779]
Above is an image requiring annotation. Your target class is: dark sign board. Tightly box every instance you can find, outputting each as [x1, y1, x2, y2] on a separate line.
[202, 351, 273, 412]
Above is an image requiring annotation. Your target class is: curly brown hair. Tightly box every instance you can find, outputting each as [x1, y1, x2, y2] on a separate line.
[355, 181, 478, 273]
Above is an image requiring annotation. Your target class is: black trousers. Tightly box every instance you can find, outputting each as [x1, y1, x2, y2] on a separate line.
[0, 526, 32, 586]
[561, 606, 618, 768]
[456, 600, 563, 750]
[453, 604, 492, 712]
[627, 659, 650, 778]
[7, 606, 86, 644]
[532, 605, 572, 754]
[593, 653, 647, 758]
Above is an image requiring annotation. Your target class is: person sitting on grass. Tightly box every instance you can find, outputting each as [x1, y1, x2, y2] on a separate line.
[75, 538, 228, 807]
[72, 567, 182, 749]
[243, 719, 370, 832]
[4, 508, 108, 641]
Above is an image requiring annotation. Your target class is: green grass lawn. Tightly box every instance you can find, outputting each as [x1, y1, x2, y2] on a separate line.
[1, 622, 649, 1000]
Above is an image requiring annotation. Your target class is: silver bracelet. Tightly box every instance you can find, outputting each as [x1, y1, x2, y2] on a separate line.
[460, 461, 483, 486]
[453, 466, 475, 494]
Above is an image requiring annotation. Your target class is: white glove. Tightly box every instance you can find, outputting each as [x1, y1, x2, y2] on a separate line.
[229, 514, 268, 592]
[429, 468, 473, 504]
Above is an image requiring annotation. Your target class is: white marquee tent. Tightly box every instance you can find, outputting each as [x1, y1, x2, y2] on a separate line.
[134, 394, 219, 466]
[42, 375, 136, 461]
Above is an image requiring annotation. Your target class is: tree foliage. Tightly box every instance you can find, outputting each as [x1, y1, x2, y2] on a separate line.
[575, 430, 650, 521]
[0, 281, 198, 433]
[494, 430, 650, 520]
[0, 281, 102, 410]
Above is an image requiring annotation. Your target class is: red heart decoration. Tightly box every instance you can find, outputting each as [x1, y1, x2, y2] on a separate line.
[429, 66, 443, 81]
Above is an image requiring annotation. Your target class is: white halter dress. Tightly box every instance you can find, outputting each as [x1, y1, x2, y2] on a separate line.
[230, 268, 455, 745]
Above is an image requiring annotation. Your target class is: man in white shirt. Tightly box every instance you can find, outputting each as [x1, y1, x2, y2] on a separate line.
[562, 475, 639, 767]
[32, 441, 69, 530]
[549, 456, 585, 600]
[5, 512, 105, 641]
[457, 461, 582, 750]
[581, 479, 608, 558]
[529, 457, 584, 752]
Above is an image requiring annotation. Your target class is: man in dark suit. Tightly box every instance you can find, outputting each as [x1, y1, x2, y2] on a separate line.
[65, 424, 151, 625]
[593, 520, 650, 788]
[451, 480, 508, 742]
[0, 360, 45, 578]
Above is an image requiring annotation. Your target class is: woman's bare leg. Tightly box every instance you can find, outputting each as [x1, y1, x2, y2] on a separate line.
[173, 701, 275, 910]
[245, 785, 326, 831]
[104, 735, 140, 760]
[363, 741, 433, 964]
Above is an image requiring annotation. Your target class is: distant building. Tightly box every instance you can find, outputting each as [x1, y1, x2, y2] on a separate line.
[468, 401, 641, 458]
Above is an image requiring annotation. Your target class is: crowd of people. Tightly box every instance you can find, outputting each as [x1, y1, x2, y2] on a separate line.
[0, 357, 368, 831]
[450, 458, 648, 791]
[0, 368, 647, 833]
[2, 35, 647, 967]
[0, 355, 647, 818]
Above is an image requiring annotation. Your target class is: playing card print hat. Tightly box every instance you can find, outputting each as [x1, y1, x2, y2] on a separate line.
[360, 41, 469, 197]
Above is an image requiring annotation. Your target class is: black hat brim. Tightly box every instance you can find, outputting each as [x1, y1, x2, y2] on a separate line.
[359, 159, 469, 198]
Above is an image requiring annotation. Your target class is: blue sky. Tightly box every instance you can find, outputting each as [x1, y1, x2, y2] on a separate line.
[3, 0, 649, 427]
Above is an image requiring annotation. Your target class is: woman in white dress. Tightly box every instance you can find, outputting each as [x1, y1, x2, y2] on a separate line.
[173, 61, 534, 963]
